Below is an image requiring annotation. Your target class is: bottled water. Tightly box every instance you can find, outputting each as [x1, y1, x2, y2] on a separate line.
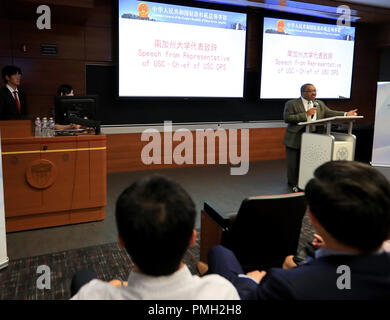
[34, 117, 41, 137]
[48, 117, 55, 137]
[42, 117, 48, 137]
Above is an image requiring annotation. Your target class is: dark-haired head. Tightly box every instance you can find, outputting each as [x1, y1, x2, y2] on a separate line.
[305, 161, 390, 252]
[2, 65, 22, 83]
[300, 83, 314, 94]
[115, 175, 196, 276]
[57, 84, 73, 96]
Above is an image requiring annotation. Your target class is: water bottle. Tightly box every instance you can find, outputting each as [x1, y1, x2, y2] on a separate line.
[34, 117, 41, 137]
[42, 117, 48, 137]
[49, 117, 55, 137]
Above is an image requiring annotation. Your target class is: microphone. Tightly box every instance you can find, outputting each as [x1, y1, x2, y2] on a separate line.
[311, 100, 319, 119]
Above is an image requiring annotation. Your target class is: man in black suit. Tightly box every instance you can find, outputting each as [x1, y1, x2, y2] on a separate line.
[206, 161, 390, 300]
[0, 65, 28, 120]
[283, 84, 358, 191]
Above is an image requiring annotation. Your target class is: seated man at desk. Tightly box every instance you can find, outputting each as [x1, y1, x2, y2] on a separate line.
[0, 65, 28, 120]
[54, 84, 80, 131]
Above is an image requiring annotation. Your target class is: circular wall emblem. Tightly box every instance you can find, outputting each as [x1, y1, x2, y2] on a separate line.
[26, 159, 57, 189]
[138, 2, 149, 18]
[336, 147, 349, 160]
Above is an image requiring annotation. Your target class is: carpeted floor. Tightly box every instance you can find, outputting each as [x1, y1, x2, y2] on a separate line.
[0, 215, 314, 300]
[0, 236, 200, 300]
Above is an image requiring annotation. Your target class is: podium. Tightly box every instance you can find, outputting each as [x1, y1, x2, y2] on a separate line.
[297, 116, 363, 190]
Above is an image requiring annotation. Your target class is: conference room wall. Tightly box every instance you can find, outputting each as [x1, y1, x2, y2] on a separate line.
[106, 128, 286, 173]
[379, 47, 390, 81]
[330, 24, 381, 124]
[0, 2, 388, 143]
[0, 1, 387, 122]
[0, 0, 113, 119]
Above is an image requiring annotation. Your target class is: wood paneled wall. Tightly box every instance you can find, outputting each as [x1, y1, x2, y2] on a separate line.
[0, 0, 113, 118]
[106, 128, 286, 173]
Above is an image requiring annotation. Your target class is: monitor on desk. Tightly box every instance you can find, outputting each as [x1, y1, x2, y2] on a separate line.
[54, 95, 98, 125]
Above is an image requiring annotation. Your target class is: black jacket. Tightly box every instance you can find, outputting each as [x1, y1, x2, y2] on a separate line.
[0, 86, 28, 120]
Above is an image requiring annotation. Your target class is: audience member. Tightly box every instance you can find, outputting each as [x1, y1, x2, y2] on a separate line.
[54, 84, 80, 130]
[71, 175, 240, 300]
[206, 161, 390, 300]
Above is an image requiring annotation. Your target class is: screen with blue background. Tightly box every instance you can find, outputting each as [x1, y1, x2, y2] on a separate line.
[263, 17, 355, 41]
[119, 0, 247, 30]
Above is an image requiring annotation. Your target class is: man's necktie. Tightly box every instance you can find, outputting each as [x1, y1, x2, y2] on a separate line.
[13, 91, 21, 114]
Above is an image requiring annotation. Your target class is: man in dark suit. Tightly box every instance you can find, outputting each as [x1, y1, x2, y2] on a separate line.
[206, 161, 390, 300]
[0, 65, 28, 120]
[283, 84, 358, 191]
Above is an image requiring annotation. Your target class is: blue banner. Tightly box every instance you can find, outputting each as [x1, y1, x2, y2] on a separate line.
[119, 0, 246, 30]
[264, 17, 355, 41]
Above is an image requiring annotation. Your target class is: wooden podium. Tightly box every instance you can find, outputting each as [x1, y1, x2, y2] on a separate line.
[0, 121, 107, 232]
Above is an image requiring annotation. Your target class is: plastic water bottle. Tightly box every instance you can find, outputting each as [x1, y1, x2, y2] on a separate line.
[42, 117, 48, 137]
[34, 117, 41, 137]
[49, 117, 55, 137]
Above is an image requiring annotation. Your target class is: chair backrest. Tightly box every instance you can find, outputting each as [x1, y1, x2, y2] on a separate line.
[222, 192, 306, 272]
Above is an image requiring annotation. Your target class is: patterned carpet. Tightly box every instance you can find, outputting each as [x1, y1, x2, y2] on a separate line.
[0, 239, 200, 300]
[0, 217, 313, 300]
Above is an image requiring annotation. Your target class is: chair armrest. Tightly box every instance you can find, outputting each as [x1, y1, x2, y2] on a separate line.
[203, 201, 235, 231]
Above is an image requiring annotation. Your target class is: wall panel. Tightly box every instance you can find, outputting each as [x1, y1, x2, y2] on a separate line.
[11, 22, 85, 60]
[85, 27, 113, 62]
[13, 58, 85, 96]
[0, 20, 11, 57]
[106, 128, 287, 173]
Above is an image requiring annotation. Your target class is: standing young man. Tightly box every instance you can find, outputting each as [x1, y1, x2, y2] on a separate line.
[0, 65, 27, 120]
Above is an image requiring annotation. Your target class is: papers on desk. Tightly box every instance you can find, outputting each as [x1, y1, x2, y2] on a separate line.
[54, 129, 90, 136]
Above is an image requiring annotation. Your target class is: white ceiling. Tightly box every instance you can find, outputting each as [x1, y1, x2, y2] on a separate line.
[333, 0, 390, 9]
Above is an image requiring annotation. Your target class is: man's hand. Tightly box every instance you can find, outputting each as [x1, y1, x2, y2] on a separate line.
[246, 270, 267, 284]
[306, 108, 317, 117]
[70, 123, 81, 129]
[312, 233, 325, 248]
[108, 279, 128, 288]
[346, 109, 358, 116]
[282, 255, 297, 269]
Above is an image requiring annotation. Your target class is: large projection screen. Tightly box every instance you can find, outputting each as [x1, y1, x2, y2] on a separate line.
[118, 0, 247, 98]
[260, 17, 355, 99]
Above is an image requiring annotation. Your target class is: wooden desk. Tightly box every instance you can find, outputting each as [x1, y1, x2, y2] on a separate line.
[1, 127, 107, 232]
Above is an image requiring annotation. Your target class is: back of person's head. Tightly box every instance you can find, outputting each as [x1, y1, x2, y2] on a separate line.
[305, 161, 390, 252]
[2, 65, 22, 83]
[115, 175, 196, 276]
[57, 84, 73, 96]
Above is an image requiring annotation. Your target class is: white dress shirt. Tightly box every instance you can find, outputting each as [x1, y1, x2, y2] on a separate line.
[6, 84, 20, 102]
[301, 97, 317, 121]
[71, 264, 240, 300]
